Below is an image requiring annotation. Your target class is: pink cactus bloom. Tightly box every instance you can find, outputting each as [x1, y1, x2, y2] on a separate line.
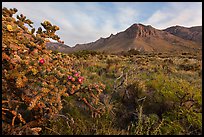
[78, 77, 83, 83]
[68, 75, 72, 80]
[39, 59, 45, 64]
[74, 73, 79, 77]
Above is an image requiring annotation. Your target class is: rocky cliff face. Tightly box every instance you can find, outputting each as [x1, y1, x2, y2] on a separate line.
[125, 24, 158, 38]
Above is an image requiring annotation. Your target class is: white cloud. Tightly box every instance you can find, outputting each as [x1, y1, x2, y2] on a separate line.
[2, 2, 141, 46]
[2, 2, 202, 47]
[144, 2, 202, 29]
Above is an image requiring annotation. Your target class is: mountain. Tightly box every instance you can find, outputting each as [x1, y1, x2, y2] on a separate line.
[72, 23, 201, 53]
[46, 23, 202, 54]
[163, 25, 202, 44]
[46, 42, 74, 53]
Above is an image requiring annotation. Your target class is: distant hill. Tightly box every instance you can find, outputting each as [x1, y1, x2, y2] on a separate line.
[163, 25, 202, 44]
[46, 23, 202, 54]
[46, 42, 74, 53]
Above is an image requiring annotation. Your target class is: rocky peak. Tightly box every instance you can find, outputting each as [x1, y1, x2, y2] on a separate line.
[164, 25, 202, 43]
[164, 25, 186, 33]
[125, 23, 158, 38]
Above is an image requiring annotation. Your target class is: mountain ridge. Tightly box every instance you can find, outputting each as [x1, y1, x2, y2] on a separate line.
[163, 25, 202, 44]
[46, 24, 202, 54]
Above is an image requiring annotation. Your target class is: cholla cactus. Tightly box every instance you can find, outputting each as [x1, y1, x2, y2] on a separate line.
[2, 7, 17, 17]
[2, 7, 106, 135]
[40, 20, 60, 42]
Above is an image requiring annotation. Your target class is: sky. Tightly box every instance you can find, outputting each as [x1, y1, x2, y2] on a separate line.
[2, 2, 202, 47]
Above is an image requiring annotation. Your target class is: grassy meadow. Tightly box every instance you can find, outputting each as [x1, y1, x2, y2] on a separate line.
[43, 50, 202, 135]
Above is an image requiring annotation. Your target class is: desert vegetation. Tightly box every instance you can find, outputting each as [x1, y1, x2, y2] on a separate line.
[2, 7, 202, 135]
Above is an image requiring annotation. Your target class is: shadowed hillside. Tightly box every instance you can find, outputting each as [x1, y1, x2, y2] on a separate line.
[164, 25, 202, 44]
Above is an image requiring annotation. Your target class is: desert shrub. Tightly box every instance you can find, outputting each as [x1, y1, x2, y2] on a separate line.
[72, 50, 100, 59]
[163, 58, 174, 64]
[161, 107, 202, 135]
[106, 57, 121, 75]
[127, 49, 140, 55]
[178, 63, 201, 71]
[2, 7, 106, 135]
[120, 49, 141, 57]
[182, 52, 191, 55]
[143, 73, 201, 134]
[106, 57, 120, 65]
[127, 106, 164, 135]
[134, 58, 148, 65]
[198, 69, 202, 77]
[158, 52, 162, 55]
[122, 70, 202, 135]
[110, 68, 148, 129]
